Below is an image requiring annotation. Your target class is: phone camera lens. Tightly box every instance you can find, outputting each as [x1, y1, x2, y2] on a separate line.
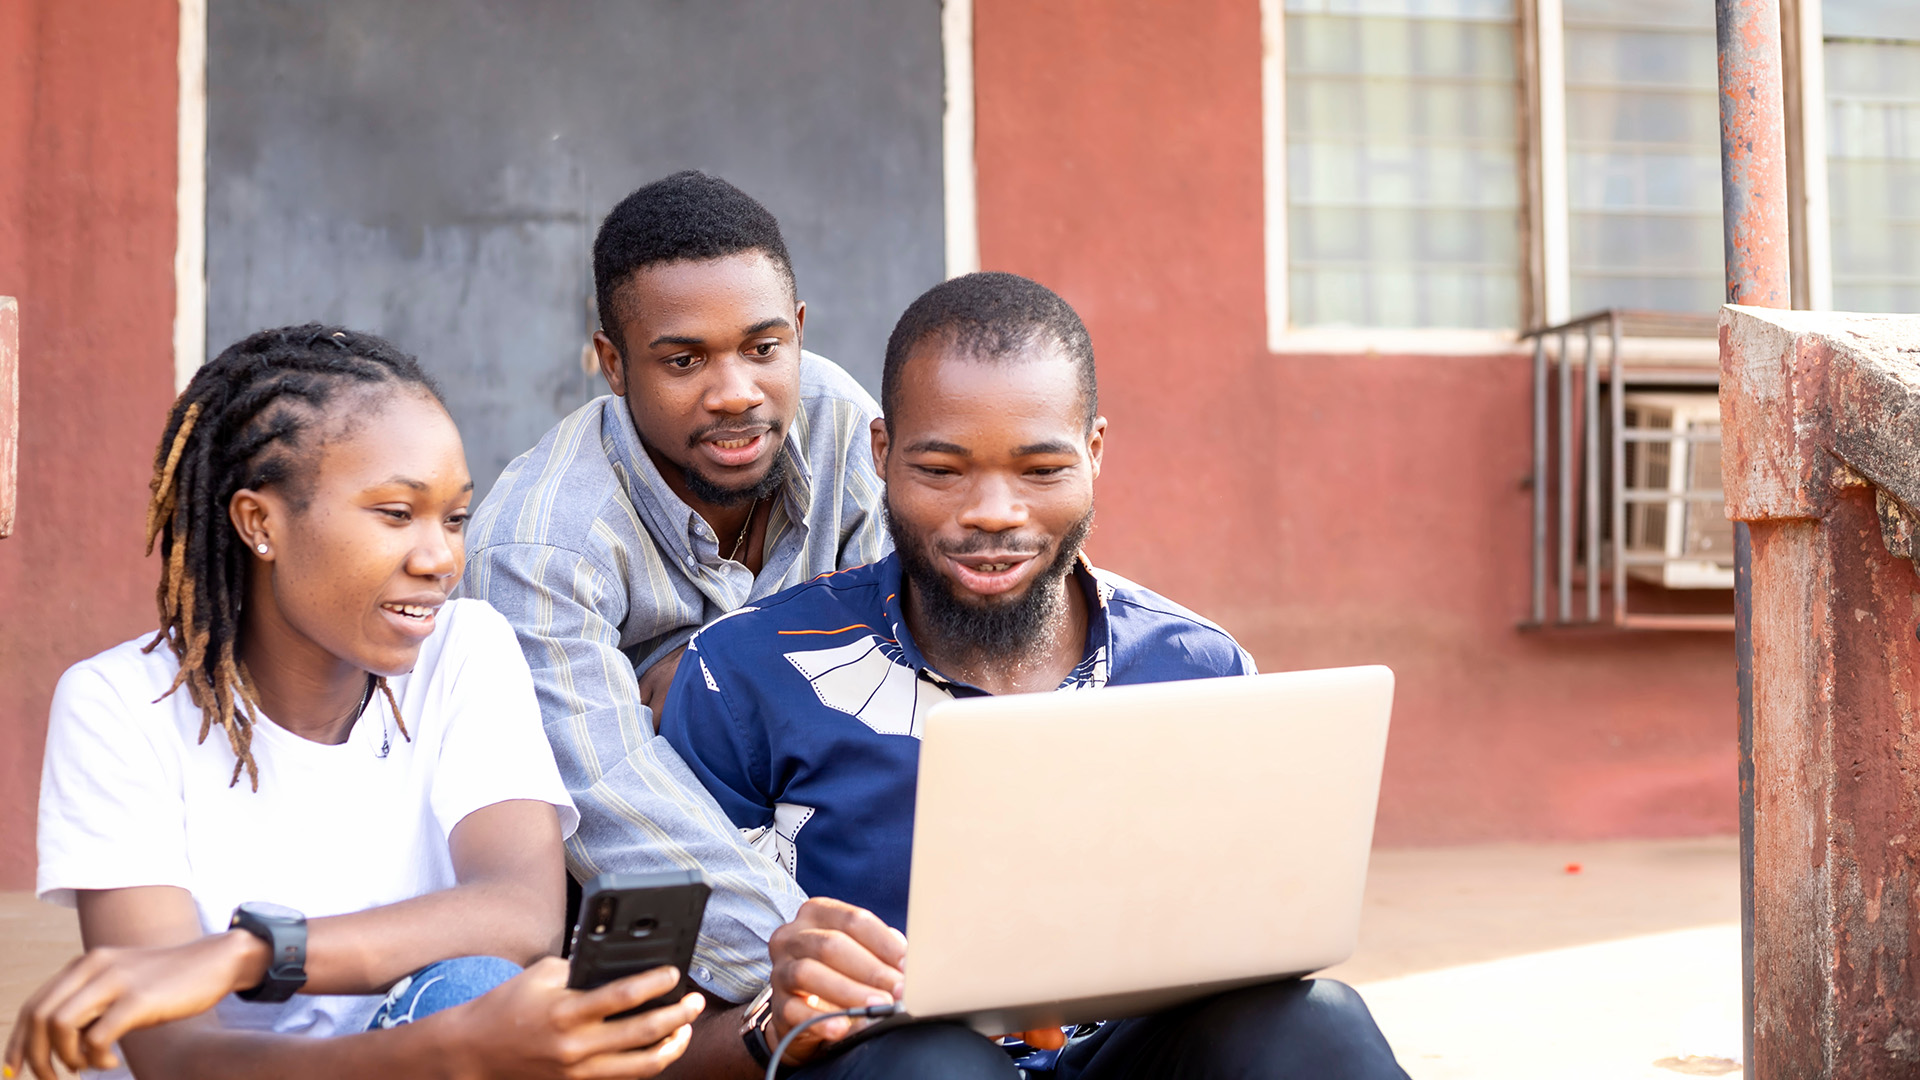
[590, 896, 617, 937]
[628, 916, 658, 938]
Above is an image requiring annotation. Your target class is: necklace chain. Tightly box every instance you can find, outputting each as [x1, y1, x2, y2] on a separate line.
[726, 498, 760, 564]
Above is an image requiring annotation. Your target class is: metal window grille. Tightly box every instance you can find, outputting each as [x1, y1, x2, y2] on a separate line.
[1523, 308, 1733, 631]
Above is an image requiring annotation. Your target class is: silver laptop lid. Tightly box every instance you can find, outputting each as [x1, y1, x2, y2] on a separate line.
[901, 665, 1394, 1030]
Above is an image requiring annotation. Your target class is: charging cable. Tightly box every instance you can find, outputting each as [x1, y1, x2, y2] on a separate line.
[765, 1001, 904, 1080]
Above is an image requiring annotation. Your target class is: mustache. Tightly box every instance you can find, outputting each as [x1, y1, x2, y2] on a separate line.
[686, 414, 779, 449]
[933, 532, 1050, 558]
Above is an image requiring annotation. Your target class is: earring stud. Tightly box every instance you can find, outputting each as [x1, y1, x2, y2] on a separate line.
[256, 543, 269, 554]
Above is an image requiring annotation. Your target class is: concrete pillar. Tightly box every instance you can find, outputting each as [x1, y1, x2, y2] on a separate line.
[1721, 304, 1920, 1077]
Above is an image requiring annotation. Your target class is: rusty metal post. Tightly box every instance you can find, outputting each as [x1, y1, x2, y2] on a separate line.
[1716, 0, 1791, 309]
[1716, 1, 1788, 1072]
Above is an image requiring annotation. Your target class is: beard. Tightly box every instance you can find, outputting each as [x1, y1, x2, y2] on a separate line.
[683, 449, 788, 508]
[885, 496, 1095, 660]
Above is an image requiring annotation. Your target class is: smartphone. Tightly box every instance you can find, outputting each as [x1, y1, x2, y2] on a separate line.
[566, 869, 711, 1017]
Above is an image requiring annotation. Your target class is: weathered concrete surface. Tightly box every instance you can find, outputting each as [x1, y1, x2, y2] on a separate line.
[1721, 305, 1920, 1077]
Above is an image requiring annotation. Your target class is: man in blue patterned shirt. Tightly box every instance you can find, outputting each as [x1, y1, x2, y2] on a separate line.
[660, 273, 1407, 1078]
[459, 173, 889, 1014]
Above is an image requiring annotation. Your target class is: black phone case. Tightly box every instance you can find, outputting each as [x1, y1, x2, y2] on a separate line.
[566, 869, 711, 1017]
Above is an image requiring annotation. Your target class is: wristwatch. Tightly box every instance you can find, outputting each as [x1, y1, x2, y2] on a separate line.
[740, 984, 785, 1073]
[228, 901, 308, 1003]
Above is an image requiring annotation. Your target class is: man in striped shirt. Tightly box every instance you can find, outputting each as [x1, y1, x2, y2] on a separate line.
[459, 172, 889, 1013]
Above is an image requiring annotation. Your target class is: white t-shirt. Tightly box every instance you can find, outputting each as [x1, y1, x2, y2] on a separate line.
[36, 598, 579, 1063]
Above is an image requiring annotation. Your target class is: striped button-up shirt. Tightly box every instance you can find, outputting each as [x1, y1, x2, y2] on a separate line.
[458, 351, 889, 1002]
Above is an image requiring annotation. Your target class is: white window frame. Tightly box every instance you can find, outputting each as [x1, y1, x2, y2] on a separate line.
[1260, 0, 1851, 356]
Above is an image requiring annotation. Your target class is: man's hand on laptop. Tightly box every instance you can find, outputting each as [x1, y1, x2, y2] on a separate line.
[766, 898, 906, 1063]
[764, 897, 1067, 1064]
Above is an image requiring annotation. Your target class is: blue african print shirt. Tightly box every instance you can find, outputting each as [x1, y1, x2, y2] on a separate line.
[658, 551, 1257, 931]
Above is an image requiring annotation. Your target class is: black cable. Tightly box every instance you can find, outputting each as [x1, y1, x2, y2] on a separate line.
[765, 1001, 904, 1080]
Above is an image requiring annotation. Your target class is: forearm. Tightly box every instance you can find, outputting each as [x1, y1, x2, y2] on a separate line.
[657, 1004, 761, 1080]
[302, 876, 560, 995]
[121, 1013, 465, 1080]
[290, 800, 566, 996]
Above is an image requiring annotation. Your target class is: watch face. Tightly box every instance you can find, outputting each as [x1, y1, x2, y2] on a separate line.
[236, 901, 304, 923]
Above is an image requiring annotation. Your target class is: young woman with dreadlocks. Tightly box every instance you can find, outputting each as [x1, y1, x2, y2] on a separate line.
[7, 326, 703, 1080]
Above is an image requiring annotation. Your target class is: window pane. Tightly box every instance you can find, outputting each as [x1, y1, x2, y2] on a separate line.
[1823, 0, 1920, 42]
[1285, 0, 1521, 328]
[1824, 2, 1920, 314]
[1564, 0, 1724, 316]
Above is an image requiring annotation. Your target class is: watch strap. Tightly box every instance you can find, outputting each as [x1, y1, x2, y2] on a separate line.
[740, 985, 793, 1074]
[742, 1019, 776, 1069]
[229, 904, 308, 1003]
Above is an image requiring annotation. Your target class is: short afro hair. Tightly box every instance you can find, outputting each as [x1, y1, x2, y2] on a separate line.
[593, 170, 796, 354]
[881, 272, 1097, 432]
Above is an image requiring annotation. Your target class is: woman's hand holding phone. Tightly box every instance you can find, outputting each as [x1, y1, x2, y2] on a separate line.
[439, 957, 703, 1079]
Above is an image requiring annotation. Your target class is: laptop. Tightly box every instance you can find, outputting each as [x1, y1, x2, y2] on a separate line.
[887, 664, 1396, 1036]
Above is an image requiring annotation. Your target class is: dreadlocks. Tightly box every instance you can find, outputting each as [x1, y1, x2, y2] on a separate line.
[142, 324, 443, 790]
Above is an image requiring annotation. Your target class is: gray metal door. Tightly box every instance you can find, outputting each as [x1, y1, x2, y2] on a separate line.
[208, 1, 944, 497]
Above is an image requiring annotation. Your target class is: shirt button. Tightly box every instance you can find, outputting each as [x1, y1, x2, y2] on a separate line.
[697, 966, 711, 982]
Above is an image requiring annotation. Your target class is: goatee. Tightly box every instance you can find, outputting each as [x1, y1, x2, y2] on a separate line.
[683, 451, 788, 508]
[886, 498, 1095, 661]
[634, 419, 789, 509]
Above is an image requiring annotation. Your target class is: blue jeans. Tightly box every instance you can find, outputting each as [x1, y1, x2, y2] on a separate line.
[365, 956, 523, 1030]
[794, 979, 1410, 1080]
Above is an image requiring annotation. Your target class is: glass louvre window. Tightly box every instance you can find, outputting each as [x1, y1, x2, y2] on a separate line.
[1284, 0, 1521, 329]
[1563, 0, 1723, 315]
[1824, 0, 1920, 314]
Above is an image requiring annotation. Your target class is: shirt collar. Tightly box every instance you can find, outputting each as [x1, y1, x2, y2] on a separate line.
[875, 551, 1113, 693]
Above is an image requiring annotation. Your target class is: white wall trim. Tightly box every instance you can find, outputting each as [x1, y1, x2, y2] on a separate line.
[173, 0, 207, 392]
[1265, 327, 1720, 363]
[941, 0, 979, 279]
[1269, 327, 1529, 356]
[1260, 0, 1289, 350]
[1535, 0, 1570, 325]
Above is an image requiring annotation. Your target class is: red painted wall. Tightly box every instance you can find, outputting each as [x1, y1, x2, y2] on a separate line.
[973, 0, 1735, 844]
[0, 0, 179, 889]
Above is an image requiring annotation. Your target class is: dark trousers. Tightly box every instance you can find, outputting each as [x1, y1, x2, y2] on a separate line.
[794, 979, 1410, 1080]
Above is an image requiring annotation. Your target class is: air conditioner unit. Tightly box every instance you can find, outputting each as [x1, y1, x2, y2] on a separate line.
[1622, 391, 1733, 589]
